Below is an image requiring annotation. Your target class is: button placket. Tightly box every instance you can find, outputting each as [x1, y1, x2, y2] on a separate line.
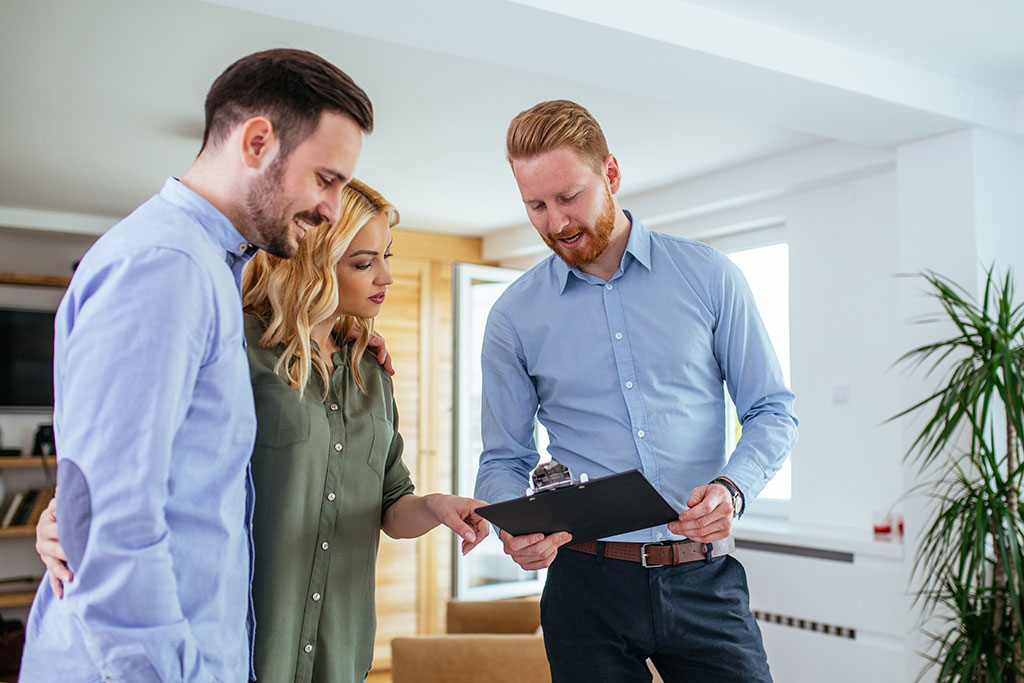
[602, 272, 658, 481]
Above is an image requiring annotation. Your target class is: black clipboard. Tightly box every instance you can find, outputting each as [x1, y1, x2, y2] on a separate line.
[476, 469, 679, 544]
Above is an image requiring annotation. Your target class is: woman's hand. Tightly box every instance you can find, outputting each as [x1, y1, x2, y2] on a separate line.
[424, 494, 490, 554]
[36, 495, 72, 598]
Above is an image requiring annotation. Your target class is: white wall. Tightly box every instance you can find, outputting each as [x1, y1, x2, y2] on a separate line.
[783, 172, 905, 530]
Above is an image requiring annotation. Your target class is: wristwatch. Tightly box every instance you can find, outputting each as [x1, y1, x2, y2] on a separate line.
[710, 477, 744, 518]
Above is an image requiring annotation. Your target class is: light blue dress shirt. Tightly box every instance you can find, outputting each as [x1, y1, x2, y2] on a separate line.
[475, 213, 798, 543]
[21, 178, 258, 682]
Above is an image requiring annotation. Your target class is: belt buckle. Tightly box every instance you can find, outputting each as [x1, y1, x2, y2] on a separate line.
[640, 542, 668, 568]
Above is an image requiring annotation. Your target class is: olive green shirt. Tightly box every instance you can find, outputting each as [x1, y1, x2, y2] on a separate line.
[245, 315, 415, 683]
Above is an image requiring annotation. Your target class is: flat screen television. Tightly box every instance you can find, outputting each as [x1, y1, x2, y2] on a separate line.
[0, 307, 55, 410]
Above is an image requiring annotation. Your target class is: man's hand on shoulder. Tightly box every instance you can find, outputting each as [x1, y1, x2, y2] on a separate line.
[668, 483, 735, 543]
[367, 331, 394, 375]
[499, 529, 573, 571]
[346, 323, 394, 376]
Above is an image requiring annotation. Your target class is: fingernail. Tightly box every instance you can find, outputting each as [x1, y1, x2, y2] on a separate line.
[463, 532, 475, 543]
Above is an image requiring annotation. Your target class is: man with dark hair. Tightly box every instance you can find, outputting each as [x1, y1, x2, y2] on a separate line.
[475, 99, 798, 681]
[21, 48, 371, 682]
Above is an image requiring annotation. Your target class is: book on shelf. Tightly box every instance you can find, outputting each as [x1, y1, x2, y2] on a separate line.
[0, 491, 25, 528]
[11, 489, 39, 527]
[25, 487, 54, 527]
[0, 487, 54, 528]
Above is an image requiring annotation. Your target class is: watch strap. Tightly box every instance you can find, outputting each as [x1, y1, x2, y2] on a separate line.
[709, 477, 744, 518]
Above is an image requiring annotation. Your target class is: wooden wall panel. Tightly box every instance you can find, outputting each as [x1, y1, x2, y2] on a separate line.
[369, 229, 494, 672]
[372, 259, 425, 668]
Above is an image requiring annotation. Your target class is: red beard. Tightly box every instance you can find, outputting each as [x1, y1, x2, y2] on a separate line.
[544, 190, 616, 269]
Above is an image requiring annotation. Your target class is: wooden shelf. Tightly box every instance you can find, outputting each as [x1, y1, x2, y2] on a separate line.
[0, 588, 36, 609]
[0, 271, 70, 288]
[0, 526, 35, 538]
[0, 456, 56, 469]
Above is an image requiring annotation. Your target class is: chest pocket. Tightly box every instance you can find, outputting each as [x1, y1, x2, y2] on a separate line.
[252, 383, 311, 449]
[366, 416, 395, 479]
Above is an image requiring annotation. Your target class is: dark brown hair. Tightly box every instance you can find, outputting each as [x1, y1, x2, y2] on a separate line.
[506, 99, 609, 172]
[201, 48, 373, 157]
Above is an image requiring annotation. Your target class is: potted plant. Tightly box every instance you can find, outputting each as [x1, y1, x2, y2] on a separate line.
[893, 266, 1024, 681]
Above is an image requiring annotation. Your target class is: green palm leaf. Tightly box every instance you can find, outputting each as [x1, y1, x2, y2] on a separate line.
[892, 265, 1024, 682]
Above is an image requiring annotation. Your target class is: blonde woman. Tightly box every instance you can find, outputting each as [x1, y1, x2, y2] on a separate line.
[36, 180, 489, 683]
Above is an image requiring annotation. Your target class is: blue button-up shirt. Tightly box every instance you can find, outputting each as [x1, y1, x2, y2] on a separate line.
[475, 213, 798, 543]
[22, 178, 258, 682]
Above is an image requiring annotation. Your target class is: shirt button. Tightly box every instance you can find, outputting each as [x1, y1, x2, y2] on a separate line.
[657, 532, 664, 539]
[321, 541, 329, 550]
[638, 429, 646, 438]
[615, 332, 623, 340]
[327, 492, 336, 501]
[238, 243, 248, 252]
[312, 592, 321, 602]
[334, 443, 343, 452]
[304, 643, 313, 653]
[605, 284, 613, 290]
[330, 403, 339, 411]
[625, 381, 633, 389]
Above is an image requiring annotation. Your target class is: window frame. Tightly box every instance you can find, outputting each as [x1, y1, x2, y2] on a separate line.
[451, 262, 547, 600]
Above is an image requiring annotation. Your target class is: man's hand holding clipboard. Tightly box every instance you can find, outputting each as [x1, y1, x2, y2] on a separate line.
[475, 465, 681, 570]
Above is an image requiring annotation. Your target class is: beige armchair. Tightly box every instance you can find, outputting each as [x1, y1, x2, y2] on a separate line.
[391, 598, 550, 683]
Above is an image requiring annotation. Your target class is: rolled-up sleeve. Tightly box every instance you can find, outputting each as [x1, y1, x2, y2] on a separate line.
[55, 247, 217, 682]
[381, 393, 416, 515]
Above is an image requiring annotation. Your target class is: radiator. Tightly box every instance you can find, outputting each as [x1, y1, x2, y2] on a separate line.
[732, 537, 912, 682]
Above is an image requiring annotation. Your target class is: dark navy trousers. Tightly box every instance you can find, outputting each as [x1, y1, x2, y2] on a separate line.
[540, 545, 772, 682]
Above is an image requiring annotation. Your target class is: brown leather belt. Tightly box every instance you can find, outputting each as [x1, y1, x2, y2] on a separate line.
[566, 537, 736, 567]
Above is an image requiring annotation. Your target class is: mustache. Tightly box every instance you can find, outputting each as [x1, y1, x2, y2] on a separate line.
[549, 227, 585, 239]
[295, 211, 326, 228]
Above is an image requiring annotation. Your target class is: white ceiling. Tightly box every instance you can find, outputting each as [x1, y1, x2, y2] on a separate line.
[0, 0, 1021, 236]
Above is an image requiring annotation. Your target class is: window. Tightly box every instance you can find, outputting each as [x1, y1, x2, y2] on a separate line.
[725, 242, 791, 505]
[451, 263, 545, 600]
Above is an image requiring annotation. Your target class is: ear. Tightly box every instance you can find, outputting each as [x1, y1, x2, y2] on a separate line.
[603, 154, 622, 194]
[238, 116, 278, 170]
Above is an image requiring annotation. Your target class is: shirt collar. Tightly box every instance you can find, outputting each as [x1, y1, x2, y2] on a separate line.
[622, 211, 652, 271]
[555, 210, 652, 293]
[159, 177, 257, 263]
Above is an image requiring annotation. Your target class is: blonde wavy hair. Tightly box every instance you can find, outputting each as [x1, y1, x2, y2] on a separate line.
[242, 178, 399, 396]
